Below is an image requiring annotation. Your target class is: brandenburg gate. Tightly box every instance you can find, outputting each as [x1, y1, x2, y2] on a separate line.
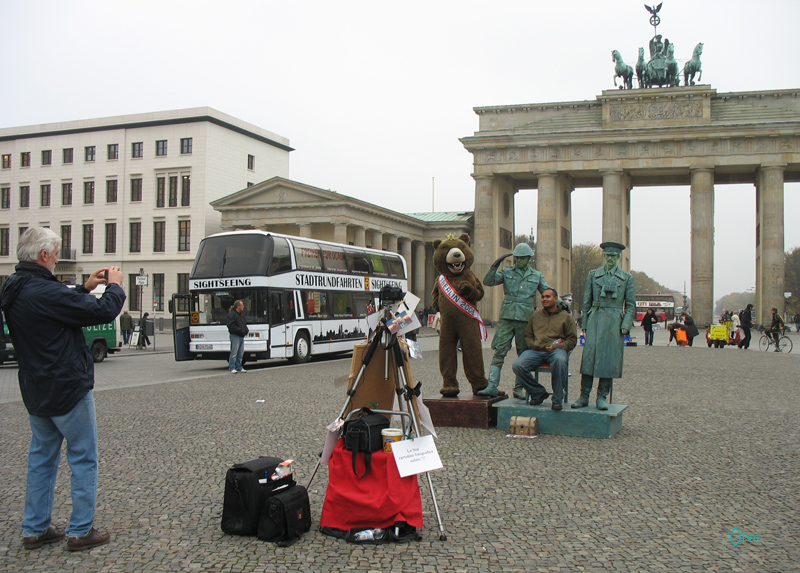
[461, 86, 800, 326]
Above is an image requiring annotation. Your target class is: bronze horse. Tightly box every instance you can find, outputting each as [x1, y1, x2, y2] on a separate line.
[611, 50, 633, 90]
[684, 42, 703, 86]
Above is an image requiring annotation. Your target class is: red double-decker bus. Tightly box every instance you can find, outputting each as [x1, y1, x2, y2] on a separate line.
[635, 294, 678, 322]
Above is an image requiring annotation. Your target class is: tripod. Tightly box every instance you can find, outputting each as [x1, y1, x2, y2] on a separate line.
[306, 317, 447, 541]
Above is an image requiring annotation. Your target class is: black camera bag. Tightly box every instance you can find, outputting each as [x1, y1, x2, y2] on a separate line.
[257, 484, 312, 546]
[221, 456, 295, 536]
[342, 408, 390, 478]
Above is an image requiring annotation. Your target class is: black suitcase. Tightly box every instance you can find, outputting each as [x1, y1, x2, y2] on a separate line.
[221, 456, 295, 536]
[257, 484, 312, 546]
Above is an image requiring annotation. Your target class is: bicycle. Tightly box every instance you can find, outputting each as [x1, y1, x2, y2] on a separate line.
[758, 327, 793, 353]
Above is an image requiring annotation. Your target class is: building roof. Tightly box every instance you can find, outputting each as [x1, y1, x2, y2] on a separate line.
[405, 211, 474, 223]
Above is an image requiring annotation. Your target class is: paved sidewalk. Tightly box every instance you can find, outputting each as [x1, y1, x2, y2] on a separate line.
[0, 332, 798, 571]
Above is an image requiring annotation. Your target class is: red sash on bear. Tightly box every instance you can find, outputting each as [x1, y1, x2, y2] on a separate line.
[438, 274, 488, 341]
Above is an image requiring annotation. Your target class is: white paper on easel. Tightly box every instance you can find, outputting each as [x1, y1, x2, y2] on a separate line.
[392, 435, 443, 478]
[320, 418, 344, 465]
[414, 397, 437, 438]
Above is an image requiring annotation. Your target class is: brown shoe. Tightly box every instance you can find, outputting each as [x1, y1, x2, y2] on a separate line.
[66, 528, 110, 552]
[23, 525, 66, 550]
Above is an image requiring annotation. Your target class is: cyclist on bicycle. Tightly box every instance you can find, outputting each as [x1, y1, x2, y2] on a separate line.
[766, 307, 785, 351]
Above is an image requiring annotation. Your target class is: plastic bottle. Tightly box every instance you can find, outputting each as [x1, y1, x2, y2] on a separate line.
[351, 528, 386, 542]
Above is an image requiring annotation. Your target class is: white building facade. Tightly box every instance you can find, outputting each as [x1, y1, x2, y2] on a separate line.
[0, 107, 291, 317]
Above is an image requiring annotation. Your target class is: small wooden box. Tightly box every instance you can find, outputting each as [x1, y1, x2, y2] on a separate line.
[509, 415, 539, 436]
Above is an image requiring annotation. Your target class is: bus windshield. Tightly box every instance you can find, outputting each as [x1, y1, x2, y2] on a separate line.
[192, 234, 272, 278]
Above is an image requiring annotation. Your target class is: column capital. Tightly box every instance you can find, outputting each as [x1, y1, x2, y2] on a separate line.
[471, 173, 495, 181]
[689, 166, 715, 174]
[758, 164, 787, 173]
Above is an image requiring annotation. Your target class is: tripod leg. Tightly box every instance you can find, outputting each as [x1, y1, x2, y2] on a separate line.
[391, 341, 448, 541]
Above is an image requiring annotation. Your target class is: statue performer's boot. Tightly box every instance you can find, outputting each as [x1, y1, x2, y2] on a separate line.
[571, 374, 593, 408]
[596, 378, 612, 411]
[477, 366, 502, 397]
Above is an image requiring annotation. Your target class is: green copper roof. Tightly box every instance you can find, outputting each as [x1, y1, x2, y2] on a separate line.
[405, 211, 473, 223]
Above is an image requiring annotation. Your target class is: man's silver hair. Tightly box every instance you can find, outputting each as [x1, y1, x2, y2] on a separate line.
[17, 227, 61, 263]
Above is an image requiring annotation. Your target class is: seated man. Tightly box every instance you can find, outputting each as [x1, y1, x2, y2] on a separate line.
[511, 288, 577, 410]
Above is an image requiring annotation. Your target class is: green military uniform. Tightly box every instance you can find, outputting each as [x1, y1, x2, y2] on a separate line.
[478, 243, 550, 398]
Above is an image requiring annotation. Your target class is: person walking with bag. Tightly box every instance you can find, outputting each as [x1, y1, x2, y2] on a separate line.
[0, 227, 125, 551]
[227, 300, 248, 373]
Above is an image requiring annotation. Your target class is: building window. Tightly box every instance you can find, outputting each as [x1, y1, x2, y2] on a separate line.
[130, 178, 142, 202]
[153, 273, 164, 311]
[0, 228, 9, 257]
[19, 185, 29, 208]
[181, 138, 192, 154]
[178, 220, 190, 251]
[156, 177, 165, 208]
[1, 154, 10, 169]
[61, 225, 72, 254]
[176, 273, 189, 311]
[83, 224, 93, 254]
[247, 154, 255, 170]
[84, 181, 95, 204]
[169, 176, 178, 207]
[85, 146, 95, 162]
[107, 144, 118, 160]
[156, 140, 168, 156]
[129, 222, 141, 253]
[106, 179, 118, 203]
[41, 150, 52, 165]
[20, 152, 31, 167]
[181, 175, 190, 206]
[62, 183, 73, 205]
[40, 184, 51, 207]
[128, 274, 141, 311]
[1, 187, 9, 209]
[131, 142, 143, 158]
[153, 221, 165, 252]
[105, 223, 116, 254]
[63, 148, 73, 164]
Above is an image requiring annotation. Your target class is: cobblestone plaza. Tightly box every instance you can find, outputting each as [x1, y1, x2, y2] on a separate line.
[0, 329, 798, 572]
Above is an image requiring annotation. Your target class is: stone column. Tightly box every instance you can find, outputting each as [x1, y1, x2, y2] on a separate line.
[756, 165, 785, 326]
[353, 226, 366, 247]
[690, 168, 715, 327]
[385, 234, 398, 254]
[414, 241, 426, 304]
[298, 223, 313, 238]
[399, 237, 412, 282]
[333, 223, 348, 245]
[370, 230, 383, 250]
[537, 173, 558, 293]
[473, 175, 498, 319]
[601, 169, 631, 271]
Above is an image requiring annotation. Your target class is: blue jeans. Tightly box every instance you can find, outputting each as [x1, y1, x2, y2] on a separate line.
[229, 334, 245, 371]
[24, 391, 98, 538]
[644, 330, 654, 345]
[511, 348, 569, 405]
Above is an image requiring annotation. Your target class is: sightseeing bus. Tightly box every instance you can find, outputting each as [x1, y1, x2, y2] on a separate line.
[635, 293, 678, 322]
[170, 231, 407, 364]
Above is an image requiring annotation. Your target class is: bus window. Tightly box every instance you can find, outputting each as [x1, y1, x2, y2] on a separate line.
[303, 291, 329, 318]
[385, 254, 405, 278]
[293, 240, 323, 271]
[322, 246, 348, 274]
[330, 291, 354, 318]
[192, 233, 270, 278]
[369, 254, 389, 276]
[352, 292, 375, 318]
[198, 290, 264, 325]
[345, 249, 371, 274]
[269, 236, 292, 275]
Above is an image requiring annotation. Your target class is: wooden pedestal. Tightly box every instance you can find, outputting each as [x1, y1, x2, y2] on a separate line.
[423, 394, 508, 429]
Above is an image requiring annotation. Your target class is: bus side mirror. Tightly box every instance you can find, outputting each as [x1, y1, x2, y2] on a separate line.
[168, 300, 174, 314]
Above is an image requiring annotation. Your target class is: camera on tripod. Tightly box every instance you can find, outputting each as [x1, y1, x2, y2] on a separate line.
[379, 285, 405, 306]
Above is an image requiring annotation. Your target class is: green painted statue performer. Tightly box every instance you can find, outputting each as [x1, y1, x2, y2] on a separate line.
[573, 241, 635, 410]
[478, 242, 551, 398]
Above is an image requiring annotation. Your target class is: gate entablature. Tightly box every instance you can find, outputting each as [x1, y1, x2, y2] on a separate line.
[462, 86, 800, 326]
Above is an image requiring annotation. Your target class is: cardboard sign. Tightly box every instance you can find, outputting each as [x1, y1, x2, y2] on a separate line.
[391, 435, 442, 477]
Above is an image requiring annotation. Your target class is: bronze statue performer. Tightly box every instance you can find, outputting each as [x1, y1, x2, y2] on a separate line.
[573, 242, 635, 411]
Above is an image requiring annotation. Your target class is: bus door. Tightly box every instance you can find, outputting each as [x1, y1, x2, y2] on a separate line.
[268, 290, 293, 358]
[170, 293, 195, 361]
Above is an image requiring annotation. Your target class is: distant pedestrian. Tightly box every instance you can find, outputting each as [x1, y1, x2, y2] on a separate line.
[678, 311, 699, 347]
[119, 311, 133, 345]
[641, 308, 658, 346]
[227, 300, 248, 373]
[794, 311, 800, 333]
[738, 304, 753, 349]
[137, 312, 151, 349]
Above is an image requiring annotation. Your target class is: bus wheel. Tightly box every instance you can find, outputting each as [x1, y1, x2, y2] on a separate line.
[91, 341, 107, 363]
[291, 333, 311, 364]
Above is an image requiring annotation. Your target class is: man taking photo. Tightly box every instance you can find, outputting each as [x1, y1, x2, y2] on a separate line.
[0, 227, 125, 551]
[511, 288, 577, 410]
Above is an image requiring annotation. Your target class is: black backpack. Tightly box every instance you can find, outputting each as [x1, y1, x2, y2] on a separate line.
[221, 457, 295, 536]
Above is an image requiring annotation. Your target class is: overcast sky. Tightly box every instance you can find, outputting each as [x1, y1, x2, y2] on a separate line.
[2, 0, 798, 303]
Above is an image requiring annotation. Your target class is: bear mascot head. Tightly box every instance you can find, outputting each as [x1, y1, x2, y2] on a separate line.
[431, 233, 488, 397]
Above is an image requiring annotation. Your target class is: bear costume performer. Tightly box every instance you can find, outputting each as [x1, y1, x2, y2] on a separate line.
[431, 233, 489, 397]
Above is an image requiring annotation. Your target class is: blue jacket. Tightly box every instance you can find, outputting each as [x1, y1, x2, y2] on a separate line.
[0, 262, 126, 417]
